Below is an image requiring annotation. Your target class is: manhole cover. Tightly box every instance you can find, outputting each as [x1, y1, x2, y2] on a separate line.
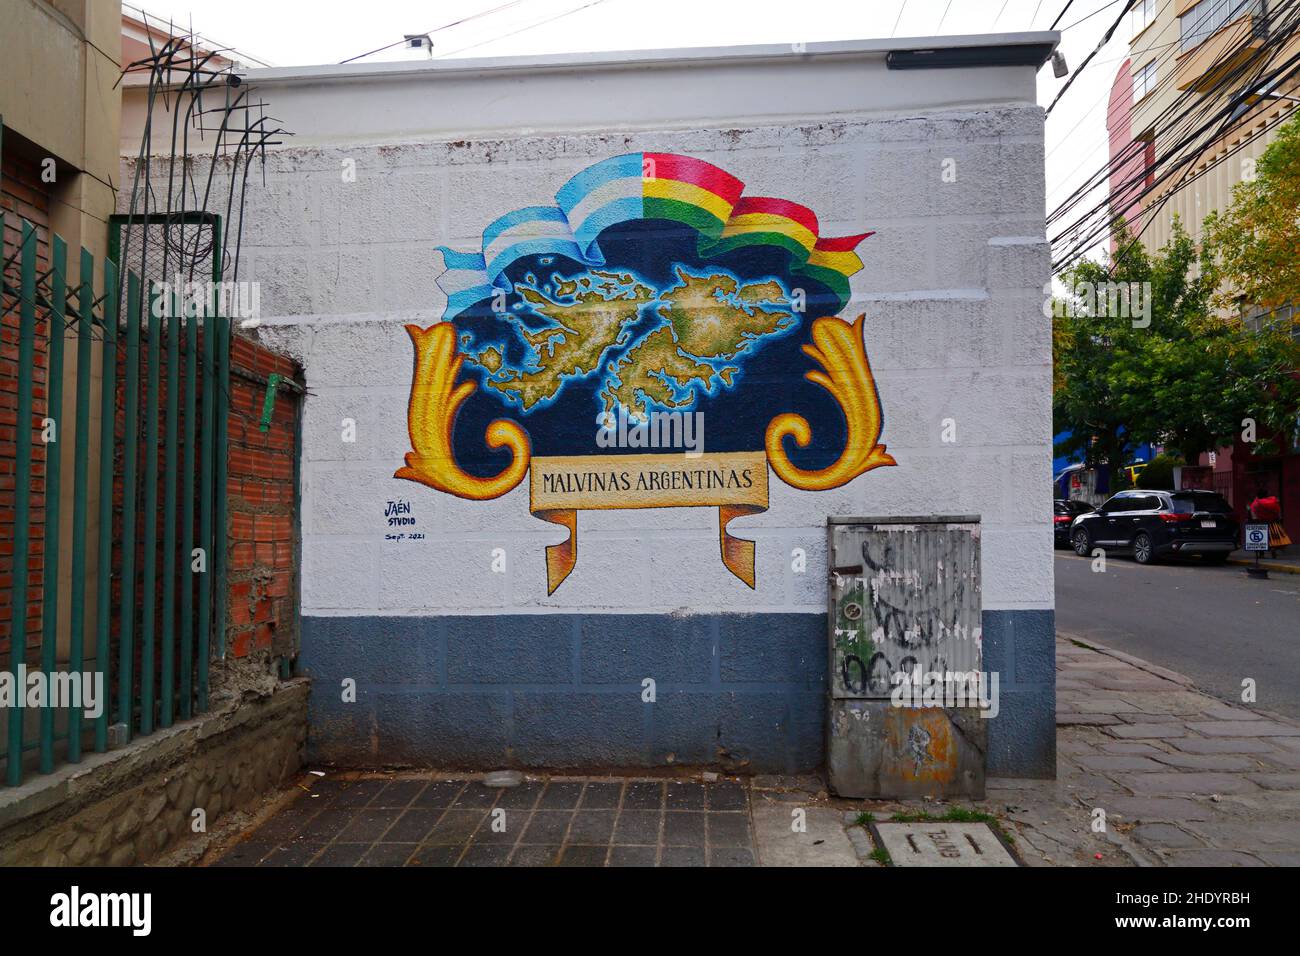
[874, 822, 1017, 867]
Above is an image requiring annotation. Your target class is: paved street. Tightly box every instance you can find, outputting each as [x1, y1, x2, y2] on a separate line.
[200, 557, 1300, 869]
[1055, 551, 1300, 719]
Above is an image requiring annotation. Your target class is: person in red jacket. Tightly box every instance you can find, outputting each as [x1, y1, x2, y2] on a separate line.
[1248, 490, 1291, 551]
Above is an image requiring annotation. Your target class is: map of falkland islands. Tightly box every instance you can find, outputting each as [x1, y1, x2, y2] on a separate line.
[458, 266, 796, 421]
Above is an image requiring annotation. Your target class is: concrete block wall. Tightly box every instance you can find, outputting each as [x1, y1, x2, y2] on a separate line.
[123, 52, 1057, 776]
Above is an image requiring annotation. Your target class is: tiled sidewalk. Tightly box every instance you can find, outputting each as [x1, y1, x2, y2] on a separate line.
[211, 776, 758, 867]
[1042, 635, 1300, 866]
[208, 637, 1300, 868]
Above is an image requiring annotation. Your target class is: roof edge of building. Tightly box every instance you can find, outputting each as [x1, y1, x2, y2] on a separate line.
[236, 31, 1060, 85]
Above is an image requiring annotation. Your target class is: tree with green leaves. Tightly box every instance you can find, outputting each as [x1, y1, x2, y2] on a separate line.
[1052, 239, 1149, 482]
[1053, 220, 1300, 480]
[1205, 112, 1300, 314]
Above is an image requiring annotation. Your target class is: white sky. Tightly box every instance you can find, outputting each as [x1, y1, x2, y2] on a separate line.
[126, 0, 1134, 259]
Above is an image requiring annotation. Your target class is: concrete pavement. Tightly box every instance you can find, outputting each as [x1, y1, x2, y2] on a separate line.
[1227, 550, 1300, 574]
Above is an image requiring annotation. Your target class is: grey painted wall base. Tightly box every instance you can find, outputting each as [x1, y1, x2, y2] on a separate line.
[301, 609, 1055, 777]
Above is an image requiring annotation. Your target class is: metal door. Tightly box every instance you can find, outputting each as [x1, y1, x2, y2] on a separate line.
[826, 516, 986, 799]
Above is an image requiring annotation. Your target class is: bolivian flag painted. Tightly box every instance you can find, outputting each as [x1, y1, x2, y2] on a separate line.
[437, 152, 871, 317]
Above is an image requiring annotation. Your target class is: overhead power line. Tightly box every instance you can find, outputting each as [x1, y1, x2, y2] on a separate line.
[1049, 0, 1300, 241]
[337, 0, 530, 64]
[1050, 0, 1078, 29]
[1046, 0, 1140, 116]
[1106, 17, 1300, 274]
[1058, 0, 1129, 33]
[891, 0, 908, 37]
[1047, 0, 1209, 211]
[1048, 19, 1273, 255]
[1059, 3, 1299, 234]
[434, 0, 611, 59]
[1047, 0, 1184, 167]
[1050, 6, 1300, 272]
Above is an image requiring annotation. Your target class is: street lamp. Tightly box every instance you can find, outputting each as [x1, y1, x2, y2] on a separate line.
[1228, 81, 1300, 123]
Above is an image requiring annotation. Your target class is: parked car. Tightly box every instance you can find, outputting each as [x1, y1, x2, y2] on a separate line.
[1068, 489, 1238, 564]
[1053, 499, 1091, 548]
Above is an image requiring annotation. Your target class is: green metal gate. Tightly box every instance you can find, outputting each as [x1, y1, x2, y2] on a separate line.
[1, 208, 230, 786]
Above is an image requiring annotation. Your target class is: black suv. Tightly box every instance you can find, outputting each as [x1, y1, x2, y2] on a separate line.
[1053, 499, 1091, 548]
[1068, 490, 1238, 564]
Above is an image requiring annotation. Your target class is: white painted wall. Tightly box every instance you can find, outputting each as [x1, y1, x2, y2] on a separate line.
[121, 35, 1056, 620]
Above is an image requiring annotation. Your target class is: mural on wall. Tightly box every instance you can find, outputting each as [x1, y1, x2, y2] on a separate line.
[399, 152, 895, 593]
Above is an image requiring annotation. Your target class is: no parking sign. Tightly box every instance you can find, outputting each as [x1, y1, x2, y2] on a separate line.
[1245, 523, 1270, 551]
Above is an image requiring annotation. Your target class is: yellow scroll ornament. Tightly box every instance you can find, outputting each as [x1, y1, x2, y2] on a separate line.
[395, 323, 531, 499]
[765, 314, 896, 491]
[396, 315, 895, 593]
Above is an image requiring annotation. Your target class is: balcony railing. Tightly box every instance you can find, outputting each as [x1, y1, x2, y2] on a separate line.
[1180, 0, 1262, 52]
[1176, 0, 1267, 90]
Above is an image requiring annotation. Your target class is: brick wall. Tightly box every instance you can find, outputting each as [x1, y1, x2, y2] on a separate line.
[3, 160, 304, 731]
[101, 324, 302, 718]
[225, 333, 300, 664]
[0, 149, 52, 659]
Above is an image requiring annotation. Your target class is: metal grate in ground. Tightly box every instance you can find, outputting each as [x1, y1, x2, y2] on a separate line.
[211, 773, 757, 867]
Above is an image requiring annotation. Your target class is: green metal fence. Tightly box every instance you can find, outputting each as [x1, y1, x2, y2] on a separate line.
[1, 211, 230, 787]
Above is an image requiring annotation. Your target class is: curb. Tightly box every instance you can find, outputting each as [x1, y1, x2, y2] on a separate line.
[1058, 631, 1300, 732]
[1227, 557, 1300, 574]
[1057, 633, 1195, 688]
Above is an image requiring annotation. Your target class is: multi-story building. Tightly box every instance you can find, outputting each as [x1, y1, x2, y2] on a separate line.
[1107, 0, 1300, 547]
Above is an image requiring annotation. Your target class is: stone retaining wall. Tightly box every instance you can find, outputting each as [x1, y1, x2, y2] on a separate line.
[0, 680, 307, 866]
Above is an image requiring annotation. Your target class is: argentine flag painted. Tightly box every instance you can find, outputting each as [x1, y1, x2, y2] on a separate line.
[435, 155, 652, 320]
[482, 206, 584, 285]
[433, 247, 495, 317]
[436, 207, 588, 319]
[555, 153, 645, 261]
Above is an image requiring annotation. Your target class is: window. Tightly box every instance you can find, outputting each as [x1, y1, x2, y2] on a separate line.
[1180, 0, 1258, 52]
[1103, 495, 1135, 513]
[1242, 301, 1298, 334]
[1133, 60, 1158, 99]
[1131, 0, 1156, 37]
[1170, 491, 1232, 514]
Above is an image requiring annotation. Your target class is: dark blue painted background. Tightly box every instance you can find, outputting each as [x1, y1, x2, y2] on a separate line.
[300, 609, 1055, 777]
[447, 219, 852, 475]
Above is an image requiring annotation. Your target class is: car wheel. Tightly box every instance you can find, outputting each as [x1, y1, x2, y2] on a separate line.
[1071, 527, 1091, 557]
[1133, 531, 1154, 564]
